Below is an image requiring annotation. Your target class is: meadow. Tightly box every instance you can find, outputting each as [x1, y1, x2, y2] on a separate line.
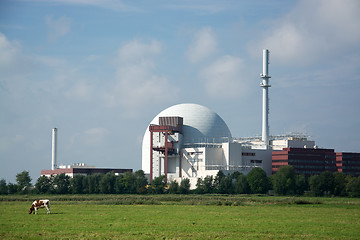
[1, 195, 359, 239]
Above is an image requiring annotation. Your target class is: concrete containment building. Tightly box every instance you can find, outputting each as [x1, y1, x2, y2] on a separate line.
[142, 103, 272, 188]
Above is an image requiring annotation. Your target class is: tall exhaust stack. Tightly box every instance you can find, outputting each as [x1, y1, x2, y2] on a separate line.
[260, 49, 271, 148]
[51, 128, 57, 170]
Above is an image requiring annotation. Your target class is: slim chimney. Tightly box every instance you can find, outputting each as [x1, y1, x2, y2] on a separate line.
[51, 128, 57, 170]
[260, 49, 271, 148]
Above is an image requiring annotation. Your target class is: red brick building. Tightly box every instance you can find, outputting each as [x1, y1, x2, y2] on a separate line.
[272, 148, 337, 176]
[336, 152, 360, 176]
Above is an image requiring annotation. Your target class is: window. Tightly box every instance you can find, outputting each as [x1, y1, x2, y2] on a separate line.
[242, 152, 255, 156]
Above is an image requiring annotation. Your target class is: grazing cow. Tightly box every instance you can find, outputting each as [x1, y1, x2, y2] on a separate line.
[29, 199, 50, 214]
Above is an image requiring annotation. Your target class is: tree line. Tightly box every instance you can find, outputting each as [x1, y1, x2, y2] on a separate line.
[1, 166, 360, 197]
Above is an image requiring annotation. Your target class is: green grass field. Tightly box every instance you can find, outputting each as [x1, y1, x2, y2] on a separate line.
[1, 195, 359, 239]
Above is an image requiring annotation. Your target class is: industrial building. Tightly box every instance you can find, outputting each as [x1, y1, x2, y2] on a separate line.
[272, 148, 337, 176]
[41, 163, 132, 178]
[270, 132, 360, 177]
[272, 148, 360, 177]
[336, 152, 360, 176]
[41, 128, 132, 178]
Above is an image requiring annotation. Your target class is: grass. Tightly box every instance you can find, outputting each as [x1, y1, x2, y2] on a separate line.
[1, 195, 360, 239]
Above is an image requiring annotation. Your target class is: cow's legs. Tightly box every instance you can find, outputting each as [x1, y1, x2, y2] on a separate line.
[46, 205, 50, 214]
[34, 207, 38, 214]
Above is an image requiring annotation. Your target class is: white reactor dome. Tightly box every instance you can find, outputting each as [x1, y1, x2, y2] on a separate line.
[142, 103, 232, 173]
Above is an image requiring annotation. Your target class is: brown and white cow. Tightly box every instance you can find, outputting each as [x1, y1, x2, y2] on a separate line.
[29, 199, 50, 214]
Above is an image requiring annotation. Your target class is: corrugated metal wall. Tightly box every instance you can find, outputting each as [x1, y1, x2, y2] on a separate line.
[159, 116, 183, 127]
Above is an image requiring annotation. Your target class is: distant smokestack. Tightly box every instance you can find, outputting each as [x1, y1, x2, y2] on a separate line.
[51, 128, 57, 170]
[260, 49, 271, 148]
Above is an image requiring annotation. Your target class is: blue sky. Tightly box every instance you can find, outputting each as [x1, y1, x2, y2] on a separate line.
[1, 0, 359, 183]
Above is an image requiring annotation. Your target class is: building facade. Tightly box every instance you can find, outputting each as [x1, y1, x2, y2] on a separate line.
[41, 163, 132, 178]
[272, 148, 337, 176]
[336, 152, 360, 176]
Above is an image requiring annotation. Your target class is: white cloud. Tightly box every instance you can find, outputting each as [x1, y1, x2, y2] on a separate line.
[199, 55, 247, 98]
[251, 0, 360, 65]
[105, 39, 177, 116]
[0, 32, 22, 70]
[64, 81, 93, 100]
[45, 15, 71, 41]
[186, 27, 217, 64]
[117, 39, 161, 63]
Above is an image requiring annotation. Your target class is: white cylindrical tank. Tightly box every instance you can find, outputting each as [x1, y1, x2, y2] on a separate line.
[51, 128, 57, 170]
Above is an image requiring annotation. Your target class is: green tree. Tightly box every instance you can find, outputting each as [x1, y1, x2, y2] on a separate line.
[346, 176, 360, 197]
[7, 183, 18, 194]
[309, 175, 322, 196]
[53, 173, 70, 194]
[234, 174, 250, 194]
[219, 174, 234, 194]
[195, 178, 205, 194]
[214, 171, 225, 193]
[115, 175, 125, 194]
[231, 171, 241, 180]
[271, 165, 296, 195]
[134, 170, 148, 194]
[99, 172, 116, 194]
[214, 171, 234, 194]
[82, 176, 89, 194]
[16, 171, 32, 193]
[179, 178, 190, 194]
[87, 174, 102, 194]
[70, 175, 86, 194]
[319, 171, 335, 195]
[122, 172, 137, 194]
[295, 175, 308, 195]
[246, 167, 270, 194]
[151, 175, 166, 194]
[203, 175, 214, 194]
[35, 176, 52, 194]
[0, 179, 8, 195]
[168, 180, 179, 194]
[333, 172, 347, 196]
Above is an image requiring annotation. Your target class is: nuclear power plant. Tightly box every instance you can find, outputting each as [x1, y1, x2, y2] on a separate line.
[141, 50, 275, 188]
[41, 49, 360, 185]
[142, 49, 282, 186]
[141, 49, 360, 188]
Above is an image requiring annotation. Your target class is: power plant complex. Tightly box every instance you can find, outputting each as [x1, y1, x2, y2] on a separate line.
[42, 49, 360, 186]
[141, 49, 360, 188]
[141, 49, 288, 187]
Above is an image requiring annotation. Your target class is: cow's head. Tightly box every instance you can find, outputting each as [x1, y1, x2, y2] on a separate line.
[29, 206, 34, 214]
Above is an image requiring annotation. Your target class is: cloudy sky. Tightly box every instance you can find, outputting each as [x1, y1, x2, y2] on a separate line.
[1, 0, 359, 183]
